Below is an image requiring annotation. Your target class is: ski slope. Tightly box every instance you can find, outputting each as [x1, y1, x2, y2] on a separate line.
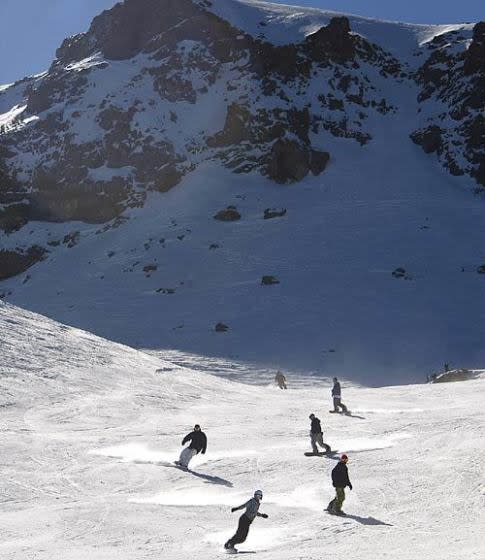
[1, 302, 484, 559]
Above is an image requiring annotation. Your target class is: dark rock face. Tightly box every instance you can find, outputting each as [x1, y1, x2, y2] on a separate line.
[208, 104, 252, 147]
[463, 22, 485, 75]
[0, 204, 30, 233]
[263, 208, 287, 220]
[214, 207, 241, 221]
[410, 126, 442, 154]
[29, 180, 126, 223]
[265, 141, 329, 184]
[392, 267, 406, 279]
[0, 246, 47, 281]
[266, 140, 310, 184]
[413, 24, 485, 186]
[261, 275, 280, 285]
[309, 150, 330, 175]
[305, 17, 355, 62]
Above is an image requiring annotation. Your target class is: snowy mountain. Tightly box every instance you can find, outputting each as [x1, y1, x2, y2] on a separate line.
[0, 0, 484, 383]
[1, 300, 484, 559]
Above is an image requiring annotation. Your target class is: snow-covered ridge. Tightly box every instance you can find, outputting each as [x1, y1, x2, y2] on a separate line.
[201, 0, 474, 59]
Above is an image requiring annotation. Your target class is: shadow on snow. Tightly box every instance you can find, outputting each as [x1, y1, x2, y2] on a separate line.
[157, 461, 233, 487]
[345, 514, 393, 526]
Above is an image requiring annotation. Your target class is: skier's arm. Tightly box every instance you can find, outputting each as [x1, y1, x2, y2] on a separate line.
[231, 500, 250, 513]
[181, 432, 192, 446]
[201, 433, 207, 454]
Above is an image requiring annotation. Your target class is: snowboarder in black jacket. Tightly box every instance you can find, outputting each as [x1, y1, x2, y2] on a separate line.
[225, 490, 268, 552]
[327, 454, 352, 515]
[175, 424, 207, 468]
[331, 377, 348, 413]
[309, 414, 331, 453]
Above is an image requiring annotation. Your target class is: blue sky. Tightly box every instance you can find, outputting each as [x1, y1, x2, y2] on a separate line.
[0, 0, 483, 84]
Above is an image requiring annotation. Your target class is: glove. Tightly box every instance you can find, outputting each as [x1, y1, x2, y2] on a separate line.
[261, 513, 268, 519]
[349, 484, 353, 491]
[231, 507, 237, 513]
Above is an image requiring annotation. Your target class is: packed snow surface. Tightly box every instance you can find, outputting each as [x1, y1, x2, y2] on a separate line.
[1, 302, 484, 559]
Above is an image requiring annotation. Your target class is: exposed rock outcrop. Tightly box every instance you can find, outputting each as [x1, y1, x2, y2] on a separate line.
[266, 140, 330, 184]
[263, 208, 287, 220]
[261, 275, 280, 285]
[410, 126, 443, 154]
[305, 17, 355, 62]
[0, 246, 47, 281]
[463, 22, 485, 75]
[214, 207, 241, 221]
[413, 23, 485, 186]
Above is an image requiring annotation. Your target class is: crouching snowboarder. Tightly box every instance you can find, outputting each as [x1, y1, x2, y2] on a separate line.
[224, 490, 268, 552]
[331, 377, 348, 413]
[327, 454, 352, 515]
[309, 414, 331, 453]
[175, 424, 207, 469]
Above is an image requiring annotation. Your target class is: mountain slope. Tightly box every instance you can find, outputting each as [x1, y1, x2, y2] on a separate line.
[0, 0, 484, 383]
[1, 301, 484, 559]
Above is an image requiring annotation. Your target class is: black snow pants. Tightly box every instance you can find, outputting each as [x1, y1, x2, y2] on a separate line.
[226, 514, 252, 547]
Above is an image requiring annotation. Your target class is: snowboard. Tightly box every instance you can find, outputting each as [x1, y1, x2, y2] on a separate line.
[304, 451, 332, 457]
[326, 509, 346, 516]
[329, 410, 351, 415]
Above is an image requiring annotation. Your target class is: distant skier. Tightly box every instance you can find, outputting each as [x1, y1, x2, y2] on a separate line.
[309, 413, 331, 453]
[327, 454, 352, 515]
[275, 371, 287, 389]
[224, 490, 268, 552]
[175, 424, 207, 469]
[331, 377, 348, 413]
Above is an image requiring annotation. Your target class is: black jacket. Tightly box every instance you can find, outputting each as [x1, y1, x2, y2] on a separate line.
[331, 461, 351, 488]
[310, 417, 322, 434]
[182, 430, 207, 454]
[332, 381, 341, 397]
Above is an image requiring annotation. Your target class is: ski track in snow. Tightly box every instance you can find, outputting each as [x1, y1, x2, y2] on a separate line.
[1, 302, 484, 559]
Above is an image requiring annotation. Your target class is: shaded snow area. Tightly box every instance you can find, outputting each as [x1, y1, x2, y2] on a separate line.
[1, 302, 484, 559]
[4, 155, 485, 385]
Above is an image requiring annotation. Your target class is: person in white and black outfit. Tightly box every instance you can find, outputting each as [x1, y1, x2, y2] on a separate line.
[224, 490, 268, 552]
[332, 377, 348, 413]
[175, 424, 207, 468]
